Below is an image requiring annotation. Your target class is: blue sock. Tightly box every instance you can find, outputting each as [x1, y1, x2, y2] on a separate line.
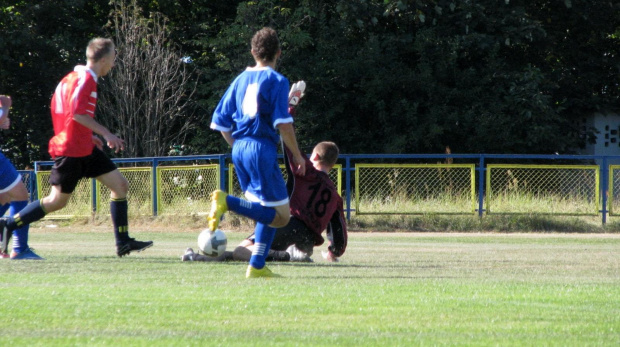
[225, 196, 276, 225]
[249, 222, 276, 269]
[10, 201, 29, 253]
[0, 203, 9, 217]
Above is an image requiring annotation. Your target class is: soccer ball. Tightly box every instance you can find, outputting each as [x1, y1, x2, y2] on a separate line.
[197, 229, 227, 257]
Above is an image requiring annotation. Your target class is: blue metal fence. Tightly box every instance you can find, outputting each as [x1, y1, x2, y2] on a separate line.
[28, 153, 620, 224]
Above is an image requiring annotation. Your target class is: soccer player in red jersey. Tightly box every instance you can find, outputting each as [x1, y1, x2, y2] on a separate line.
[0, 38, 153, 258]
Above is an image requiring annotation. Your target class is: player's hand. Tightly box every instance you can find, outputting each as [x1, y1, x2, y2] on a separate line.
[292, 154, 306, 176]
[288, 80, 306, 107]
[0, 192, 11, 205]
[92, 135, 104, 150]
[0, 117, 10, 129]
[0, 95, 12, 109]
[0, 95, 12, 129]
[104, 133, 125, 153]
[322, 250, 339, 262]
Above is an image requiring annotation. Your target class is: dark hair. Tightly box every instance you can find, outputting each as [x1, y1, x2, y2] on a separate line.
[251, 27, 280, 62]
[314, 141, 339, 167]
[86, 38, 115, 62]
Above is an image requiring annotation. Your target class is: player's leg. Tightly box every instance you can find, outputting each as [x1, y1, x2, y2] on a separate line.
[0, 155, 48, 258]
[211, 192, 277, 226]
[274, 216, 315, 262]
[2, 185, 72, 260]
[85, 147, 151, 256]
[0, 154, 22, 254]
[4, 154, 82, 247]
[232, 237, 290, 262]
[7, 182, 43, 259]
[181, 247, 233, 262]
[0, 204, 8, 258]
[208, 140, 280, 231]
[96, 168, 152, 257]
[246, 204, 290, 278]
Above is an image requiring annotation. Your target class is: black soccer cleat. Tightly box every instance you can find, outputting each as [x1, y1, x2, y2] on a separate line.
[117, 238, 153, 257]
[0, 217, 11, 255]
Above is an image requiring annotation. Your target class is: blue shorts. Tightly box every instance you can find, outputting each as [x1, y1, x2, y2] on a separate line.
[0, 153, 21, 194]
[232, 138, 288, 207]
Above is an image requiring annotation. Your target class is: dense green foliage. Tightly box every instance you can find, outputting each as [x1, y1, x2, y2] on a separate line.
[1, 0, 619, 167]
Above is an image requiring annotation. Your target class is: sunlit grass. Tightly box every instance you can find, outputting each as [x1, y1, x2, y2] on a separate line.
[1, 230, 619, 346]
[488, 191, 597, 214]
[356, 193, 475, 214]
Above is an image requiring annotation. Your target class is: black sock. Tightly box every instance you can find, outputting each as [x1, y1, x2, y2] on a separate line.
[6, 200, 46, 231]
[110, 198, 130, 244]
[266, 250, 290, 261]
[193, 253, 228, 262]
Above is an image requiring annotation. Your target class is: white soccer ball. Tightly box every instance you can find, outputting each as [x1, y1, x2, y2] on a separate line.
[197, 229, 227, 257]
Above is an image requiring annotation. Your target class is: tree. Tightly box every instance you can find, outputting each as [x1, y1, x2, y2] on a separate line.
[0, 0, 111, 167]
[1, 0, 618, 160]
[97, 0, 198, 158]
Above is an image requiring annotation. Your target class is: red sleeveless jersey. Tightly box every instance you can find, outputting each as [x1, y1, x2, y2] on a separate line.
[48, 66, 97, 158]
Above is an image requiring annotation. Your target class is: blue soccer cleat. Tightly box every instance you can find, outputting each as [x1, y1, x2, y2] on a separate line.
[11, 248, 44, 260]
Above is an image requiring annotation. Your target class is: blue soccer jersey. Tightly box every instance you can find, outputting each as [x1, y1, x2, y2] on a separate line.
[210, 66, 293, 145]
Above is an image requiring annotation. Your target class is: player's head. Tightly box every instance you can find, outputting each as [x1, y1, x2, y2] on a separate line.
[251, 27, 281, 63]
[311, 141, 339, 172]
[86, 38, 116, 76]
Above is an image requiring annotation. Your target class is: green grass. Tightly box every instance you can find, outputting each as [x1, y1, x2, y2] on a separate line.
[1, 229, 619, 346]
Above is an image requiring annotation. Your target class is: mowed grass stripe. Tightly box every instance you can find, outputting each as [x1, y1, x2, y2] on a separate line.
[1, 231, 619, 346]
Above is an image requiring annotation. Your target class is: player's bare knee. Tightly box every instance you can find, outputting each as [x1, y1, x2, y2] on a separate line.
[270, 213, 290, 228]
[42, 197, 68, 213]
[270, 203, 290, 227]
[11, 184, 29, 201]
[111, 178, 129, 197]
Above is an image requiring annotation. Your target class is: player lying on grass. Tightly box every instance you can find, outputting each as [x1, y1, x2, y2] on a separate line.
[0, 95, 39, 259]
[182, 138, 347, 263]
[0, 38, 153, 258]
[185, 80, 346, 263]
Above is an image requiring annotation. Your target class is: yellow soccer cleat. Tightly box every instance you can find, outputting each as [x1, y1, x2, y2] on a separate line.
[207, 190, 228, 232]
[246, 265, 282, 278]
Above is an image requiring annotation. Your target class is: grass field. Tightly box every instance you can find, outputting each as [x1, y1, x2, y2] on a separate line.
[1, 226, 619, 346]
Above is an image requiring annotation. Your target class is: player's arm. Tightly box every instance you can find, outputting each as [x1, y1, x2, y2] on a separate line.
[220, 130, 235, 147]
[0, 95, 12, 129]
[282, 142, 296, 196]
[0, 190, 11, 205]
[278, 122, 305, 176]
[73, 114, 125, 153]
[325, 205, 347, 259]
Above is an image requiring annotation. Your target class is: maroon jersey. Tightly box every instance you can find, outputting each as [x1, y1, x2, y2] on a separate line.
[284, 145, 347, 257]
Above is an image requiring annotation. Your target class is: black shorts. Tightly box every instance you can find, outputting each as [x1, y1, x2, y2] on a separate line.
[49, 147, 118, 194]
[247, 216, 315, 254]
